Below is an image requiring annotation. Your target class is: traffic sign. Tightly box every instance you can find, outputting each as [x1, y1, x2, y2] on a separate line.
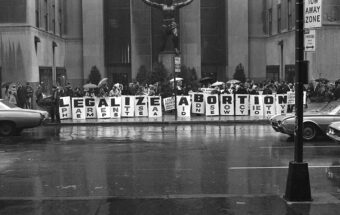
[174, 56, 181, 73]
[304, 29, 316, 52]
[304, 0, 322, 29]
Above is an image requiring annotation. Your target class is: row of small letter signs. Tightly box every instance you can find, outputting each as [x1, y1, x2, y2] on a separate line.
[59, 92, 305, 120]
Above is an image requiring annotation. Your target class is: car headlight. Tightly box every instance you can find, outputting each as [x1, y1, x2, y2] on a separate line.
[328, 128, 335, 135]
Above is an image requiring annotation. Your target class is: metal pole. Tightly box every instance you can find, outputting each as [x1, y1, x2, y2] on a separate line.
[294, 0, 305, 163]
[284, 0, 311, 202]
[173, 56, 177, 119]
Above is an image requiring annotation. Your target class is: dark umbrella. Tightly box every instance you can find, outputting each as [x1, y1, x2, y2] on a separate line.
[199, 77, 213, 83]
[1, 81, 12, 88]
[315, 78, 329, 83]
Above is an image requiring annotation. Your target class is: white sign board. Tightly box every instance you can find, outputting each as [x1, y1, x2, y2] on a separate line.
[59, 97, 72, 119]
[304, 29, 316, 52]
[249, 95, 264, 117]
[191, 93, 205, 114]
[148, 96, 162, 117]
[121, 96, 135, 117]
[205, 94, 219, 116]
[163, 97, 176, 111]
[304, 0, 322, 29]
[135, 96, 148, 117]
[220, 94, 234, 116]
[176, 96, 191, 118]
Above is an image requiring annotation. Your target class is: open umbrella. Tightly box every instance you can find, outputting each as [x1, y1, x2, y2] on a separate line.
[1, 81, 12, 88]
[83, 83, 98, 89]
[199, 77, 213, 83]
[227, 79, 241, 84]
[98, 78, 108, 88]
[169, 77, 183, 82]
[315, 78, 329, 83]
[211, 81, 224, 87]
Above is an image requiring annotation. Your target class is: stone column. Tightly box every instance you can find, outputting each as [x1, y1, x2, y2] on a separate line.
[180, 0, 201, 78]
[131, 0, 152, 81]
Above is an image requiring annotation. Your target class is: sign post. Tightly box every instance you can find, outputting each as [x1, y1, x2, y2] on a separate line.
[284, 0, 312, 202]
[304, 29, 315, 52]
[173, 55, 181, 118]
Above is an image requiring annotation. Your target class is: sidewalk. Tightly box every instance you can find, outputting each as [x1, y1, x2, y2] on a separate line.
[43, 101, 335, 126]
[46, 115, 270, 126]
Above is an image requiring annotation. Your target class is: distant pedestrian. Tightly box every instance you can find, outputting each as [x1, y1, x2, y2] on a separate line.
[25, 83, 34, 109]
[50, 86, 61, 123]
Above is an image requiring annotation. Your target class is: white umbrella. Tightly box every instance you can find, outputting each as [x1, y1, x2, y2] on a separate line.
[169, 77, 183, 82]
[227, 79, 241, 84]
[211, 81, 224, 87]
[98, 78, 108, 88]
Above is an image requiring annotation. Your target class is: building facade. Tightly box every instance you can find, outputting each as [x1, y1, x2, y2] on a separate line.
[1, 0, 340, 98]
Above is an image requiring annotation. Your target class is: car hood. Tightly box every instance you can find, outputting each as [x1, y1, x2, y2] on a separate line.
[329, 122, 340, 130]
[11, 108, 48, 116]
[271, 110, 332, 122]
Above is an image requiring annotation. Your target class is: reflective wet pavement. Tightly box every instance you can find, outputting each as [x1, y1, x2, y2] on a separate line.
[1, 125, 340, 214]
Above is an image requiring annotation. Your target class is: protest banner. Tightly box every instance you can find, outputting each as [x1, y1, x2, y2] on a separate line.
[287, 91, 307, 105]
[163, 97, 175, 112]
[191, 93, 205, 114]
[84, 97, 97, 119]
[205, 94, 219, 116]
[263, 95, 276, 118]
[235, 94, 249, 115]
[59, 97, 71, 119]
[176, 96, 191, 118]
[110, 97, 122, 118]
[121, 96, 135, 117]
[250, 95, 264, 117]
[276, 94, 288, 115]
[72, 98, 86, 120]
[220, 94, 234, 116]
[96, 97, 111, 119]
[135, 96, 148, 117]
[148, 96, 162, 117]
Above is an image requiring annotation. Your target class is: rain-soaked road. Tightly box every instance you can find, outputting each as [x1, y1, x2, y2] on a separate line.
[1, 124, 340, 214]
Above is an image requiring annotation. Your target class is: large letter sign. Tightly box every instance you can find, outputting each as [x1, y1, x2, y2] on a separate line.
[148, 96, 162, 117]
[135, 96, 148, 117]
[85, 98, 97, 119]
[205, 95, 219, 116]
[192, 93, 205, 114]
[304, 0, 322, 29]
[96, 97, 111, 119]
[235, 95, 249, 116]
[110, 97, 121, 118]
[250, 95, 264, 117]
[220, 94, 234, 116]
[59, 97, 71, 119]
[177, 96, 191, 118]
[72, 98, 86, 120]
[276, 94, 288, 115]
[121, 96, 135, 117]
[263, 95, 276, 118]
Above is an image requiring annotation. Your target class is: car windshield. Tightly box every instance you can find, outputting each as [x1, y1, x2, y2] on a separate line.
[329, 105, 340, 115]
[0, 100, 18, 109]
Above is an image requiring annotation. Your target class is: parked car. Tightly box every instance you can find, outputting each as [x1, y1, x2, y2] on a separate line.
[327, 122, 340, 142]
[0, 99, 48, 136]
[270, 105, 340, 141]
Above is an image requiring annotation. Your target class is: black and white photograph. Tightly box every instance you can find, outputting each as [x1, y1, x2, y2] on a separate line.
[1, 0, 340, 214]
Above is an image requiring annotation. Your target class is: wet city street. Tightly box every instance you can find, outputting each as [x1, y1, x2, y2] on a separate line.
[1, 124, 340, 214]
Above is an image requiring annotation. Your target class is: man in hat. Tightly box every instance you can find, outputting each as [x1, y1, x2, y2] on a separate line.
[50, 85, 61, 123]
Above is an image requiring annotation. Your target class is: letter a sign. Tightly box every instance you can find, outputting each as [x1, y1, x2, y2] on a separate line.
[304, 0, 322, 29]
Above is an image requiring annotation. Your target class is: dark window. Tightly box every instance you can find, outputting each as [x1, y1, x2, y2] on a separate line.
[285, 65, 295, 83]
[39, 67, 53, 95]
[35, 0, 40, 27]
[288, 0, 293, 30]
[52, 4, 56, 34]
[56, 67, 66, 87]
[58, 5, 62, 36]
[104, 0, 131, 66]
[0, 0, 26, 23]
[266, 65, 280, 81]
[44, 0, 48, 31]
[268, 8, 273, 35]
[277, 4, 281, 33]
[201, 0, 226, 80]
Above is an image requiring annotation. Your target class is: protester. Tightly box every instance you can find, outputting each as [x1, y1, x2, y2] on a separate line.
[50, 85, 61, 123]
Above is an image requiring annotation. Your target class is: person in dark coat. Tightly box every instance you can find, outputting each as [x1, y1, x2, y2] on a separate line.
[50, 86, 61, 123]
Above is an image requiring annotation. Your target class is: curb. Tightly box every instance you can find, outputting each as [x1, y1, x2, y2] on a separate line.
[44, 119, 270, 127]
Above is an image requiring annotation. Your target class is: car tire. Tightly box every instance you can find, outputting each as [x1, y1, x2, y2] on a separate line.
[303, 123, 318, 141]
[0, 122, 15, 136]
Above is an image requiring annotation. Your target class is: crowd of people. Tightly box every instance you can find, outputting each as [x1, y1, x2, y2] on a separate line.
[2, 78, 340, 123]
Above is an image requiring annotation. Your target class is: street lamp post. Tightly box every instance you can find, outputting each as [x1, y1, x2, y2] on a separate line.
[284, 0, 312, 202]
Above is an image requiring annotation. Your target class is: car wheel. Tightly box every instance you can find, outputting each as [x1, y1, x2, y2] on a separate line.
[303, 123, 318, 141]
[0, 122, 15, 136]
